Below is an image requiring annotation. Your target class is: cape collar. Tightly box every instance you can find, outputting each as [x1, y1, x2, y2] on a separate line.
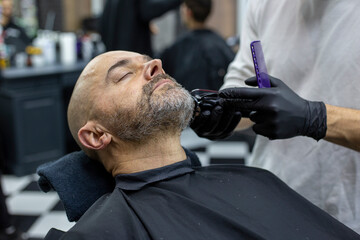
[115, 158, 194, 191]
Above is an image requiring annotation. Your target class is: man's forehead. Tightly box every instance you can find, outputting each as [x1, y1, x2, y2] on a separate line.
[80, 51, 152, 86]
[101, 51, 144, 62]
[83, 51, 132, 74]
[92, 51, 152, 69]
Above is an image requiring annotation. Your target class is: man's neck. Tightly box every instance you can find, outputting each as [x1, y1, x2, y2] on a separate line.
[187, 20, 206, 30]
[100, 134, 187, 176]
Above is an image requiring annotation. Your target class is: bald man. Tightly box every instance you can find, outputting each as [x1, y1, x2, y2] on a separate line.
[44, 51, 360, 240]
[67, 51, 194, 174]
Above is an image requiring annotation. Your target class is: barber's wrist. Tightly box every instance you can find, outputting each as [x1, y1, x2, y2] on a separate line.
[303, 101, 327, 141]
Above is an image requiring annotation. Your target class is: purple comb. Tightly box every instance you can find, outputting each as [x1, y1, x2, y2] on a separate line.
[250, 41, 271, 88]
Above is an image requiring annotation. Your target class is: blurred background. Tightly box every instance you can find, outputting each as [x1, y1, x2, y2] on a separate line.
[0, 0, 254, 239]
[0, 0, 245, 69]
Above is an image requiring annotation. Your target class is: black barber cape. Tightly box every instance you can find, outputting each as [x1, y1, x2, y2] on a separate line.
[45, 158, 359, 240]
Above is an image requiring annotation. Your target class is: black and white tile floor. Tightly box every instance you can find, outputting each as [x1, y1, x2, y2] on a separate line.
[3, 128, 255, 239]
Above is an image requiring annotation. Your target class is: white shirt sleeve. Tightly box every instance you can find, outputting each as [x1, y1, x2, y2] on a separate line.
[221, 0, 260, 89]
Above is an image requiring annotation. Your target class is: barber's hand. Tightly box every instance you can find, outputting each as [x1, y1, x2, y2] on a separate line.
[190, 90, 242, 140]
[219, 75, 327, 140]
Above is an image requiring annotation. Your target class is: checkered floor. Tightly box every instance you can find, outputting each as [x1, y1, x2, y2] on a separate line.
[3, 174, 74, 240]
[2, 128, 255, 239]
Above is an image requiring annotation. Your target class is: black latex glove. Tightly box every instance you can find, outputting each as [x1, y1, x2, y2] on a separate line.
[190, 89, 242, 140]
[219, 75, 327, 140]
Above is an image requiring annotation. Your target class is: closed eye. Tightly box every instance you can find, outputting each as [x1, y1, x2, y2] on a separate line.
[117, 72, 133, 82]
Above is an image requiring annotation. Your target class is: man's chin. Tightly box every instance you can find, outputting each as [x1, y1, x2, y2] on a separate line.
[150, 87, 193, 125]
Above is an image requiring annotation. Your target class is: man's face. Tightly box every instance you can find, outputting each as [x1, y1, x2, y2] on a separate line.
[90, 51, 194, 142]
[2, 0, 13, 19]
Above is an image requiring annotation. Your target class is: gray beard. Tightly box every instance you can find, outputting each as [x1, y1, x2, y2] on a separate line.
[105, 74, 194, 142]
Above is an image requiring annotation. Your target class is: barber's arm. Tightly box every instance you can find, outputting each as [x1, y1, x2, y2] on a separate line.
[219, 75, 360, 152]
[325, 104, 360, 151]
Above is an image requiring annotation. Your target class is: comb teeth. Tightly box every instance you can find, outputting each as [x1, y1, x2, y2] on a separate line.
[250, 41, 271, 88]
[251, 45, 262, 86]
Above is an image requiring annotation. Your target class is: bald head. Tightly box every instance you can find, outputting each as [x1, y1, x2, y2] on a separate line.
[67, 53, 104, 148]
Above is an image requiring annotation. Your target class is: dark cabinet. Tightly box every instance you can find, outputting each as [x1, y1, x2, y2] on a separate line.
[0, 62, 85, 176]
[0, 86, 64, 175]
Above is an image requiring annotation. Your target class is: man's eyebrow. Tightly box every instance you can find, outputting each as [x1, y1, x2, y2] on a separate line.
[107, 59, 130, 77]
[106, 55, 152, 82]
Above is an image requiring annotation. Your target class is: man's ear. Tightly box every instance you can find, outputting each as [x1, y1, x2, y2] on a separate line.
[185, 6, 193, 18]
[78, 121, 112, 150]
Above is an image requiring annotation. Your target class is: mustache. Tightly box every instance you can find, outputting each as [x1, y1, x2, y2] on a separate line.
[142, 73, 180, 95]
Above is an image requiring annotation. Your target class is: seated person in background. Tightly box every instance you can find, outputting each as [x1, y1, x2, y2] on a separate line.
[157, 0, 235, 91]
[0, 0, 31, 53]
[43, 50, 360, 239]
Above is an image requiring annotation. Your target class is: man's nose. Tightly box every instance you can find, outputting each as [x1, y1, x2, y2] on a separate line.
[144, 59, 165, 81]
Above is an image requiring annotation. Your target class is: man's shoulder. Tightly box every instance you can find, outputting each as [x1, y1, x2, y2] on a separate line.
[157, 32, 195, 59]
[191, 164, 308, 206]
[196, 164, 260, 170]
[194, 164, 277, 180]
[195, 164, 299, 193]
[169, 29, 220, 47]
[195, 29, 224, 39]
[43, 191, 136, 239]
[44, 228, 66, 240]
[169, 31, 202, 48]
[190, 29, 229, 46]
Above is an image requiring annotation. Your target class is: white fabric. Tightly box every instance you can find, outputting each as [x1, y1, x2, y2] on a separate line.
[222, 0, 360, 233]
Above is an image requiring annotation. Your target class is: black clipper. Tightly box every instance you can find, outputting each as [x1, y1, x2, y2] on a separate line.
[191, 89, 251, 118]
[190, 89, 221, 117]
